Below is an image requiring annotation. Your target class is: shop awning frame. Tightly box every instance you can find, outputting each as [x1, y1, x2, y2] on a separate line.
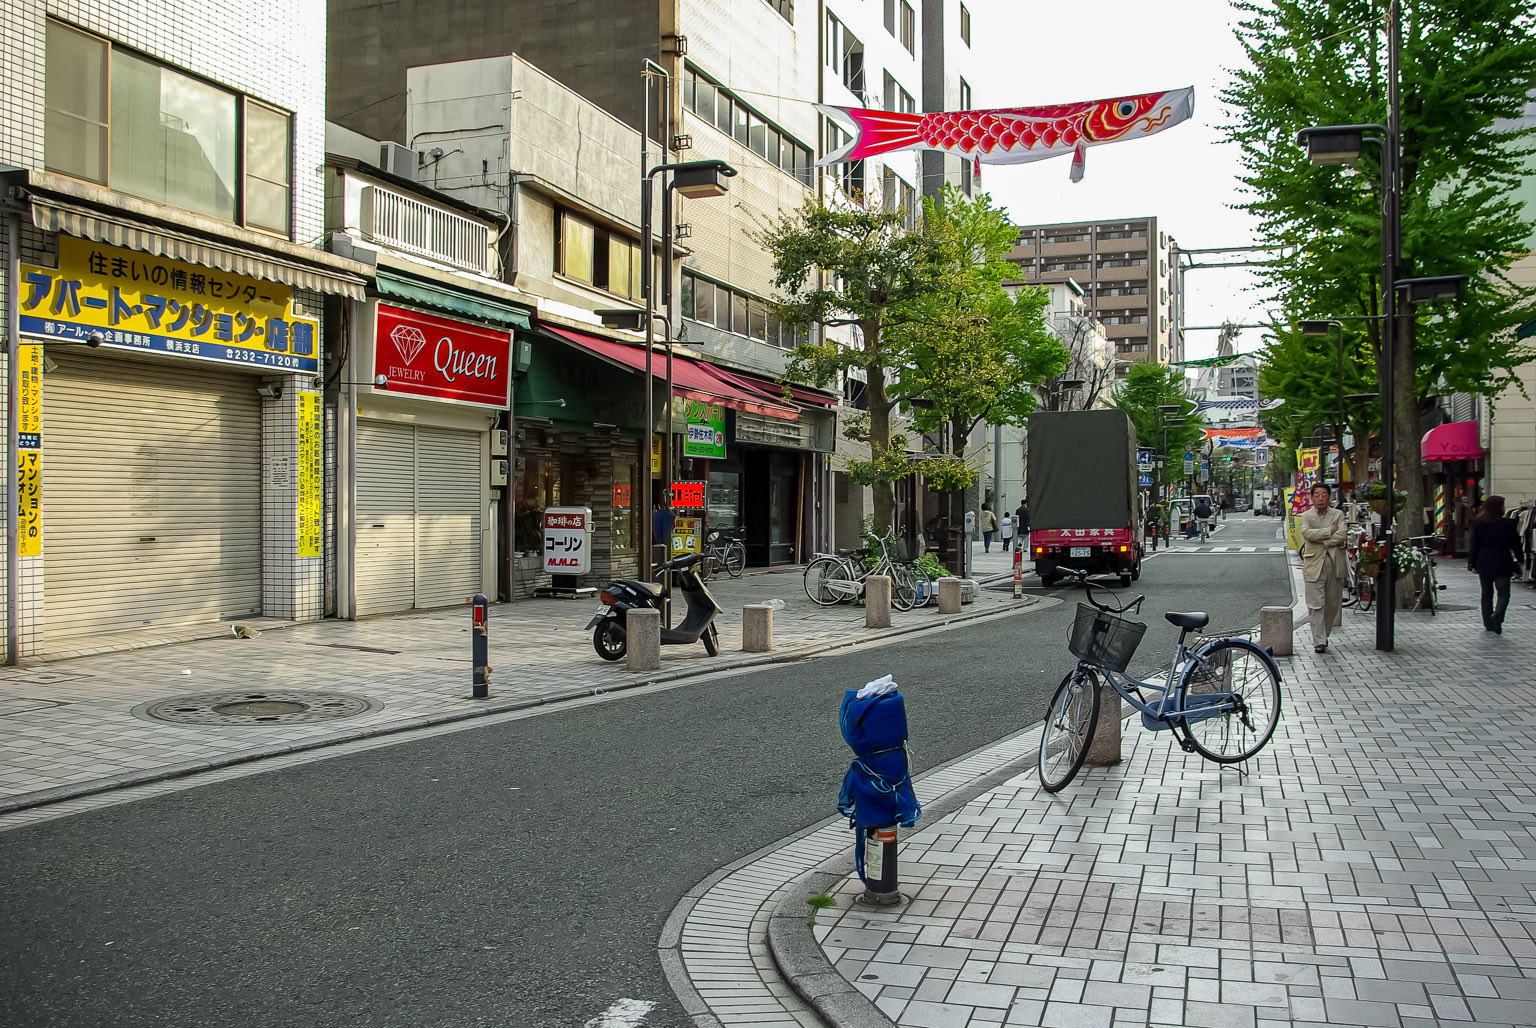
[1421, 420, 1484, 461]
[541, 326, 799, 421]
[375, 269, 531, 329]
[30, 196, 369, 301]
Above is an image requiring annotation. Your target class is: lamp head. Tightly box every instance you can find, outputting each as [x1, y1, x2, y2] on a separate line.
[1057, 379, 1087, 391]
[1298, 320, 1338, 336]
[1297, 126, 1365, 166]
[1397, 275, 1467, 304]
[595, 307, 646, 331]
[668, 160, 738, 199]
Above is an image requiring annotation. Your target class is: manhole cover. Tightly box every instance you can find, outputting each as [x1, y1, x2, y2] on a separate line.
[134, 690, 382, 726]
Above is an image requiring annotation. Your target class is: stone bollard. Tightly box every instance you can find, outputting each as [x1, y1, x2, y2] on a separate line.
[1259, 606, 1293, 657]
[626, 607, 662, 672]
[742, 604, 773, 653]
[937, 577, 961, 614]
[1085, 679, 1122, 766]
[865, 575, 892, 628]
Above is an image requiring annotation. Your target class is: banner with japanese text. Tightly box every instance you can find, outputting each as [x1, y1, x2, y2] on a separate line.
[19, 237, 320, 372]
[683, 398, 726, 459]
[297, 393, 323, 558]
[17, 343, 42, 557]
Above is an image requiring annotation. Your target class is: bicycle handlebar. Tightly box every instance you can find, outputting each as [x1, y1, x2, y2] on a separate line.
[1059, 568, 1145, 615]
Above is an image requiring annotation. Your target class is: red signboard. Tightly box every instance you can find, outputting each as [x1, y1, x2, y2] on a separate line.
[671, 481, 706, 508]
[613, 483, 632, 508]
[374, 303, 511, 407]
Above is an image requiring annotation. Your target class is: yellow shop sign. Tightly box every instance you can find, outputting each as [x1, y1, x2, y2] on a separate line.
[19, 237, 320, 372]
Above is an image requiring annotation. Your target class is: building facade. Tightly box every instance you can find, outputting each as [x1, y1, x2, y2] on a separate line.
[1, 1, 370, 662]
[1005, 217, 1177, 372]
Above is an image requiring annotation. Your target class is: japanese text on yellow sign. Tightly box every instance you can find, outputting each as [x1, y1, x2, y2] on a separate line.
[671, 516, 701, 557]
[297, 393, 323, 558]
[652, 434, 662, 474]
[19, 237, 320, 372]
[17, 343, 42, 557]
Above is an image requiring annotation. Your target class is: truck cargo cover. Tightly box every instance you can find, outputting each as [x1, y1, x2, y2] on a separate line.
[1027, 409, 1139, 530]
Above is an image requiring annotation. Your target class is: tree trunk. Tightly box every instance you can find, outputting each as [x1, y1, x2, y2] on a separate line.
[865, 350, 896, 534]
[1394, 309, 1425, 538]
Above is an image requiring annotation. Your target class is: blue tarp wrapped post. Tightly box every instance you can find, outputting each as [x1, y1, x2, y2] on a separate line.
[836, 679, 920, 897]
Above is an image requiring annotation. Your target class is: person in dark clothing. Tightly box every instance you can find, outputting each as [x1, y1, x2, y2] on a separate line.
[1015, 500, 1030, 535]
[1468, 495, 1523, 634]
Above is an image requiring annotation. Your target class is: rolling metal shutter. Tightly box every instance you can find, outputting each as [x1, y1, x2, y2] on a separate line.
[42, 351, 262, 644]
[355, 420, 482, 615]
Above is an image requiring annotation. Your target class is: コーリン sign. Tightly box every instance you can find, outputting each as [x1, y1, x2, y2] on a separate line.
[374, 303, 511, 407]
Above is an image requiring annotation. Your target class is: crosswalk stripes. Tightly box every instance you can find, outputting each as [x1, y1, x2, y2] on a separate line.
[1149, 545, 1289, 555]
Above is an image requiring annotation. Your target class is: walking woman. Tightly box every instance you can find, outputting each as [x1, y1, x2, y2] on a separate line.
[1468, 495, 1523, 634]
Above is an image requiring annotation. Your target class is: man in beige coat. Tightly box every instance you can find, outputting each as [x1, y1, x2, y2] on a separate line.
[1300, 483, 1349, 652]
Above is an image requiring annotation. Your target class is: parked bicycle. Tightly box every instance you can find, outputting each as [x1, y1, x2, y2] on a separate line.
[1401, 534, 1446, 614]
[803, 532, 918, 611]
[699, 526, 746, 580]
[1342, 523, 1371, 611]
[1038, 569, 1283, 792]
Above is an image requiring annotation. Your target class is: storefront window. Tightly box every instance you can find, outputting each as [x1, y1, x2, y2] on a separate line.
[708, 469, 741, 530]
[514, 455, 559, 554]
[612, 464, 636, 552]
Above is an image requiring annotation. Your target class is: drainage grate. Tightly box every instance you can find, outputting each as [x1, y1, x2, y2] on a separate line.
[134, 690, 382, 726]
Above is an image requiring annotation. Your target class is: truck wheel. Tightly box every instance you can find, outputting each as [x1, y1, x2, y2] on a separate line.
[1119, 572, 1132, 588]
[1131, 562, 1142, 582]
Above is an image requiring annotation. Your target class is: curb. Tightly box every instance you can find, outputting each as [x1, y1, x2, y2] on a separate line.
[0, 593, 1044, 817]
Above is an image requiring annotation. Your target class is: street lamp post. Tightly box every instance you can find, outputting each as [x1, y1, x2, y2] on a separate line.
[1156, 404, 1184, 542]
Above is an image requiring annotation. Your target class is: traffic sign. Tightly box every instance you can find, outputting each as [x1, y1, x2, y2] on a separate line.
[1183, 451, 1195, 475]
[1139, 472, 1153, 487]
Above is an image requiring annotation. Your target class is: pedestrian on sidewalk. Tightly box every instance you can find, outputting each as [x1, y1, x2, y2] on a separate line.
[979, 504, 997, 552]
[1000, 513, 1015, 551]
[1016, 499, 1030, 536]
[1300, 483, 1348, 653]
[1468, 494, 1523, 634]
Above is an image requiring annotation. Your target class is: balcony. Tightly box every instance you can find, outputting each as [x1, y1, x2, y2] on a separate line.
[360, 184, 495, 276]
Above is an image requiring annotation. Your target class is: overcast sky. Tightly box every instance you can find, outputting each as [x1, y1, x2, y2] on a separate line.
[969, 0, 1266, 360]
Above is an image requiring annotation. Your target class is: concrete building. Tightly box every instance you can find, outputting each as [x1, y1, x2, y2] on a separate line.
[1, 1, 370, 662]
[1005, 217, 1177, 371]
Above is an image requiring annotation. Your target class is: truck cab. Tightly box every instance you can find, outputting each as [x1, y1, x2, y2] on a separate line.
[1025, 409, 1145, 588]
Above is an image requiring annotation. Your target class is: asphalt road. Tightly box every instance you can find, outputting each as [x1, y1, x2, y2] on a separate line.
[0, 516, 1290, 1028]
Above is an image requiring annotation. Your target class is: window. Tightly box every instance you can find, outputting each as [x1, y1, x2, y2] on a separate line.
[826, 13, 841, 71]
[959, 78, 972, 111]
[682, 270, 810, 349]
[960, 3, 972, 45]
[843, 33, 866, 99]
[45, 20, 291, 235]
[682, 65, 813, 186]
[557, 210, 643, 300]
[884, 0, 896, 33]
[900, 1, 915, 53]
[612, 463, 636, 553]
[764, 0, 793, 23]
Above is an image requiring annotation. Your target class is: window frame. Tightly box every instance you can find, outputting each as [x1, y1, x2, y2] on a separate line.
[960, 3, 972, 46]
[556, 208, 644, 301]
[44, 18, 293, 237]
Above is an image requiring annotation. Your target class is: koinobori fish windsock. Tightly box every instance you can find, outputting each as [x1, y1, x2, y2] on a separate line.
[816, 87, 1194, 182]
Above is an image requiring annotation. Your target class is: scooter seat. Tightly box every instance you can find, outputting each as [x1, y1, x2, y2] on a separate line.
[1164, 611, 1209, 631]
[620, 580, 665, 598]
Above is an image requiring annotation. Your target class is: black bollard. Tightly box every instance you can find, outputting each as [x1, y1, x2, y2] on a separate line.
[470, 593, 491, 699]
[859, 826, 902, 906]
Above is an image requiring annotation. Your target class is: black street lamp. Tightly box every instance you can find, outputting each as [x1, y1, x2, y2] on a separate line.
[1296, 1, 1466, 651]
[1156, 404, 1185, 542]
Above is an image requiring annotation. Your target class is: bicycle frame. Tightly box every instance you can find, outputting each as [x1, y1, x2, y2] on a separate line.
[1074, 623, 1252, 732]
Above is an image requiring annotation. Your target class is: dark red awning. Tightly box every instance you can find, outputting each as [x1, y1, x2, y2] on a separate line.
[542, 326, 798, 421]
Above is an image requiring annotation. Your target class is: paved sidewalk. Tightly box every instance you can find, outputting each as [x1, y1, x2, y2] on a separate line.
[0, 547, 1027, 818]
[761, 551, 1536, 1028]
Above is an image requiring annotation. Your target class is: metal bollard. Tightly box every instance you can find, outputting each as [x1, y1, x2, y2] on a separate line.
[1013, 548, 1024, 599]
[469, 593, 491, 699]
[858, 826, 902, 905]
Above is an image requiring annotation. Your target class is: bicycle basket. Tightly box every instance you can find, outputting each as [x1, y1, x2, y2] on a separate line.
[1067, 603, 1146, 673]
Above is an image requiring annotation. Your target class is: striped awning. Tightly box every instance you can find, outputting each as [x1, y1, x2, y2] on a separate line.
[30, 198, 368, 301]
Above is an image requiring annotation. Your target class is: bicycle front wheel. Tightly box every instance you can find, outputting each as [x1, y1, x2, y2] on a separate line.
[698, 552, 716, 581]
[723, 540, 746, 578]
[1177, 639, 1281, 763]
[889, 565, 917, 611]
[1039, 667, 1101, 793]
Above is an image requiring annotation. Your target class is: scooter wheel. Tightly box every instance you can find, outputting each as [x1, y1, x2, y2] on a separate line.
[703, 624, 720, 656]
[593, 620, 627, 661]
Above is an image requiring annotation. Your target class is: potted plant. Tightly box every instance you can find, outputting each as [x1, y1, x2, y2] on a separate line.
[1357, 539, 1386, 577]
[1358, 481, 1406, 515]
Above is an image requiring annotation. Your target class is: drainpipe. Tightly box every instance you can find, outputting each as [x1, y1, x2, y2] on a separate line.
[5, 204, 21, 664]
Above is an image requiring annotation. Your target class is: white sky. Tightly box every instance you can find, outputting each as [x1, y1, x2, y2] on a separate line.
[969, 0, 1267, 361]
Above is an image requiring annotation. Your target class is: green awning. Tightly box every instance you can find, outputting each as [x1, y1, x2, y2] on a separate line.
[374, 269, 531, 329]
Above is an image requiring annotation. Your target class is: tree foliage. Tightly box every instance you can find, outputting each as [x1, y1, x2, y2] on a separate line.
[1223, 0, 1536, 519]
[1111, 363, 1206, 490]
[762, 186, 1065, 528]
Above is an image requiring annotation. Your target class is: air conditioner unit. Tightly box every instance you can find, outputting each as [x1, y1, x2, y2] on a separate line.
[379, 142, 418, 179]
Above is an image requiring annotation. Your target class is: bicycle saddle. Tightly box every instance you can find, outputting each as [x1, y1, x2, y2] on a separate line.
[1164, 611, 1209, 631]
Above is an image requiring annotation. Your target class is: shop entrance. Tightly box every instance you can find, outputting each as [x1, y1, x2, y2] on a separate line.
[743, 448, 798, 566]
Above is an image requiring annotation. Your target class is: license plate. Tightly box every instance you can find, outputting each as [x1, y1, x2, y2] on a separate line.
[1069, 547, 1092, 558]
[592, 605, 609, 616]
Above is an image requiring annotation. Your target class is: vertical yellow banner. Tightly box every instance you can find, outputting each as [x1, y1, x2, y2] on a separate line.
[296, 392, 323, 558]
[17, 343, 43, 557]
[651, 433, 662, 474]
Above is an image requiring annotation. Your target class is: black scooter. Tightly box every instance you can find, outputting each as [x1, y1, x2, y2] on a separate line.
[587, 553, 723, 661]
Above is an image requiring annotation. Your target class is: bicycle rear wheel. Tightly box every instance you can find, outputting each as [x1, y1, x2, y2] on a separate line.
[723, 540, 746, 578]
[1039, 667, 1101, 793]
[1177, 639, 1281, 763]
[889, 565, 917, 611]
[804, 557, 855, 606]
[698, 552, 716, 581]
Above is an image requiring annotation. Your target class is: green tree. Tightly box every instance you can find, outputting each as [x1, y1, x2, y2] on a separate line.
[1223, 0, 1536, 529]
[897, 188, 1069, 495]
[1256, 323, 1379, 485]
[1111, 362, 1205, 493]
[760, 198, 937, 532]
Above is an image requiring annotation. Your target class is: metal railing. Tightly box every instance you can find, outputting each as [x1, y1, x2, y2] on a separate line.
[361, 185, 494, 275]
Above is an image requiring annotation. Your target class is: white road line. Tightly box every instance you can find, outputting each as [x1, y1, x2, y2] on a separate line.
[583, 998, 656, 1028]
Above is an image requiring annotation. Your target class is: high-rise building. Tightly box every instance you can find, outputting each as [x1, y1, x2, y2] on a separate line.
[1005, 217, 1177, 372]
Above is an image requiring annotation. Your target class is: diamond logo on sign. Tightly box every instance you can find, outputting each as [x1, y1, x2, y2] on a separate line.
[391, 324, 428, 365]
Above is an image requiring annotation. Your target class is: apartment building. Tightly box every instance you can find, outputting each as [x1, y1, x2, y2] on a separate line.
[1005, 217, 1177, 371]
